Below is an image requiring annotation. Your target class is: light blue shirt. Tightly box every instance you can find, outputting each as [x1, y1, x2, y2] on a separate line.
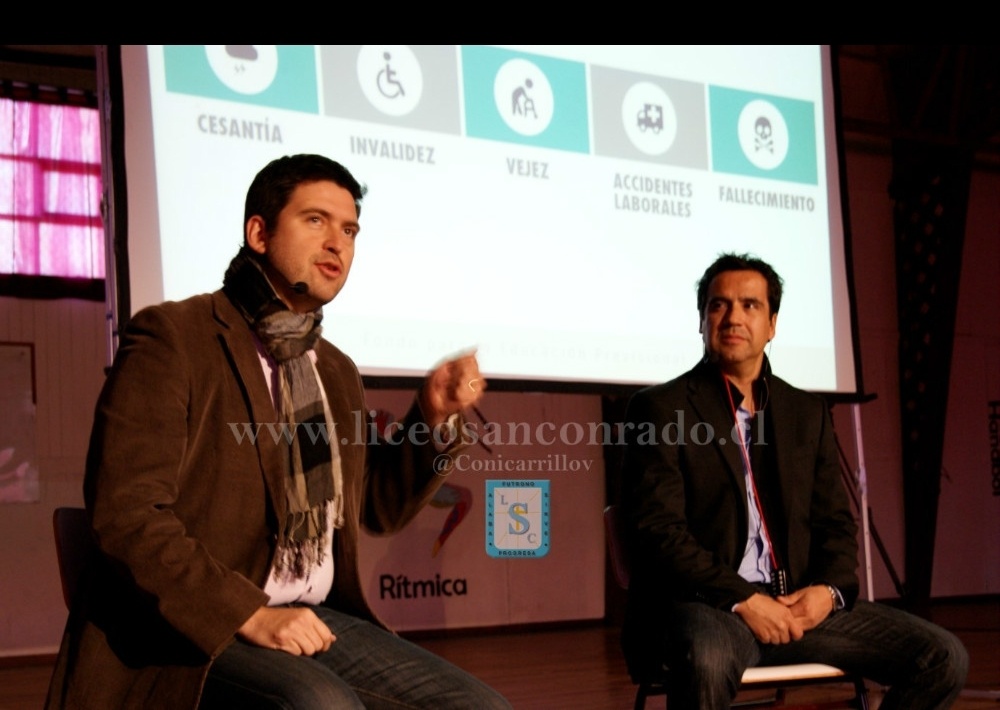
[734, 402, 774, 584]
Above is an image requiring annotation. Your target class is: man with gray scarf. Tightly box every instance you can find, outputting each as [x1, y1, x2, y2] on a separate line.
[46, 154, 510, 709]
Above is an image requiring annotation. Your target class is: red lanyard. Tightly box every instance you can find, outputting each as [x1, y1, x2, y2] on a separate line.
[723, 375, 781, 571]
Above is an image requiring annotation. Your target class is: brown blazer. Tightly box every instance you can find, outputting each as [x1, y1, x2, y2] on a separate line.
[46, 291, 449, 709]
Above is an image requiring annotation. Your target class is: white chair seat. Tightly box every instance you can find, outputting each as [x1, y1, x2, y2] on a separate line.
[742, 663, 847, 683]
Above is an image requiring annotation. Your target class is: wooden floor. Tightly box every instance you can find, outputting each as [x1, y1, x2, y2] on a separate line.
[3, 598, 997, 709]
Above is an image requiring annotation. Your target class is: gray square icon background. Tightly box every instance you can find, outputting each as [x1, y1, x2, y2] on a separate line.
[591, 65, 708, 169]
[320, 45, 462, 135]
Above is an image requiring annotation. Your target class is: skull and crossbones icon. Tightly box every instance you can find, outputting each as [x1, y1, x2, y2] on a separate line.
[754, 116, 774, 153]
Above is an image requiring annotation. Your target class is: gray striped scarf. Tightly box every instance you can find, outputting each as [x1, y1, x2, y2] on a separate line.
[223, 248, 344, 581]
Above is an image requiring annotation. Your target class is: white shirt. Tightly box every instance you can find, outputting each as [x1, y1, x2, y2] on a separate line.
[254, 337, 335, 606]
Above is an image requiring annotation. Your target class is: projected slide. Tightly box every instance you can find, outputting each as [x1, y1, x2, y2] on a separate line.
[114, 45, 857, 393]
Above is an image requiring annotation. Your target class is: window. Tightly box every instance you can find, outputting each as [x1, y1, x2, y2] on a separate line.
[0, 95, 104, 297]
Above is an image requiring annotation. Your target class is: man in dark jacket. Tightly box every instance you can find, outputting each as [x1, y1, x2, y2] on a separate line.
[621, 252, 968, 709]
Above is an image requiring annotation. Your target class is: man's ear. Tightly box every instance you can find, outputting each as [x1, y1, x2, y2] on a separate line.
[245, 216, 267, 256]
[768, 312, 777, 341]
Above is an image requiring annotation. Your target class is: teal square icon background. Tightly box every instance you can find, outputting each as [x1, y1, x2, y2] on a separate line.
[485, 480, 550, 558]
[462, 46, 589, 154]
[709, 87, 817, 185]
[163, 45, 319, 114]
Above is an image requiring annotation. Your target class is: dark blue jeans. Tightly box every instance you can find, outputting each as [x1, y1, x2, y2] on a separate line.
[200, 606, 511, 709]
[665, 599, 968, 710]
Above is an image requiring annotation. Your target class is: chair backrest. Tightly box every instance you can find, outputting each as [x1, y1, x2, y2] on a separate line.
[603, 504, 631, 591]
[52, 506, 94, 610]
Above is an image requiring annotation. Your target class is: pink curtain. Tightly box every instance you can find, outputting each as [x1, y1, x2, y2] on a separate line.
[0, 98, 104, 278]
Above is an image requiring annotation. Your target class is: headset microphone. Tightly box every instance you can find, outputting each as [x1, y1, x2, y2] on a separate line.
[291, 281, 309, 295]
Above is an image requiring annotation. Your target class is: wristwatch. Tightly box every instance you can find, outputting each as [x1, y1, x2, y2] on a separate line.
[824, 584, 844, 611]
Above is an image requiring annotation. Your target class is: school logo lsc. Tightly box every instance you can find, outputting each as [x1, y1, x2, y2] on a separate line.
[485, 480, 550, 558]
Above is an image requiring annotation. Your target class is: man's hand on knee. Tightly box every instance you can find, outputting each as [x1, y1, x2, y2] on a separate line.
[780, 585, 836, 630]
[238, 606, 337, 656]
[734, 592, 806, 644]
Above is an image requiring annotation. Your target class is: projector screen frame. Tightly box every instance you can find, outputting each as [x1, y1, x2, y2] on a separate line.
[97, 44, 866, 399]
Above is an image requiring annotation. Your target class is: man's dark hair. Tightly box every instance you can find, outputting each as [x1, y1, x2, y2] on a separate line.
[696, 252, 784, 316]
[243, 154, 367, 233]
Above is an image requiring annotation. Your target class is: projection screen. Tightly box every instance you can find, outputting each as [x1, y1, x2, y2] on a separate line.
[103, 44, 861, 395]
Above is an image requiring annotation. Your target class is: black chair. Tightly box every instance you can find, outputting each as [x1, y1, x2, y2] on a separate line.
[52, 506, 96, 610]
[603, 504, 869, 710]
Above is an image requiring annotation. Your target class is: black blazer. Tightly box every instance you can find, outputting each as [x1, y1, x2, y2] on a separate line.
[620, 358, 859, 675]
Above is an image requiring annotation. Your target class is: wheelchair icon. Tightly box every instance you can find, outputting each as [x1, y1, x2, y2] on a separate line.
[377, 51, 405, 99]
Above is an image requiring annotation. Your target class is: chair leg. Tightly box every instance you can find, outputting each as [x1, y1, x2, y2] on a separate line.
[853, 678, 870, 710]
[634, 682, 669, 710]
